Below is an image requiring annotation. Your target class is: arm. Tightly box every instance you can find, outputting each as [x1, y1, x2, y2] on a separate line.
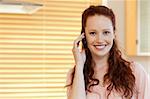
[67, 65, 86, 99]
[66, 33, 86, 99]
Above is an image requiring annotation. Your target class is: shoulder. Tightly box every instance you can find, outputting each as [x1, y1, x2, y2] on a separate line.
[131, 61, 147, 75]
[131, 61, 150, 87]
[131, 62, 150, 98]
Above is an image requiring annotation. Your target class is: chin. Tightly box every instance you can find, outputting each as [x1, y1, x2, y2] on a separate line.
[94, 52, 109, 57]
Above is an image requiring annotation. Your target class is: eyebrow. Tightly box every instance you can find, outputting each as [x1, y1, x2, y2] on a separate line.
[102, 29, 111, 31]
[88, 28, 111, 31]
[88, 29, 96, 31]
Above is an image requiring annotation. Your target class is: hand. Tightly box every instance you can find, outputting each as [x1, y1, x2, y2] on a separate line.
[72, 33, 86, 69]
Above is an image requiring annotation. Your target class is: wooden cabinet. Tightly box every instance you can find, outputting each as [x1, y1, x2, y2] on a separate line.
[125, 0, 137, 56]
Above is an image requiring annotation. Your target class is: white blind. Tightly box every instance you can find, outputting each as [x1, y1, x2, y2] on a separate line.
[0, 0, 100, 99]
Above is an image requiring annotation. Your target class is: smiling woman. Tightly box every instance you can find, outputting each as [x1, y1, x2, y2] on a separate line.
[66, 5, 150, 99]
[85, 15, 114, 57]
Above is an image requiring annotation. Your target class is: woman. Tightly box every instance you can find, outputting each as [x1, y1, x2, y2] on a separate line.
[66, 5, 150, 99]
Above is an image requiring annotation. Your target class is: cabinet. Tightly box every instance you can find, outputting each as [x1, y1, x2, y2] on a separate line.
[125, 0, 150, 56]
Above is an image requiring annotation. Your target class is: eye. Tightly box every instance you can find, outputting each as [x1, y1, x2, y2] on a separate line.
[89, 32, 96, 36]
[103, 31, 110, 35]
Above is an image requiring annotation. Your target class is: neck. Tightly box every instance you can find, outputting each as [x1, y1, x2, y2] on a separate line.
[91, 53, 109, 69]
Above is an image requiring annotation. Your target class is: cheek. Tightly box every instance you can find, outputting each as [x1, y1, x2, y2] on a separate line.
[104, 37, 113, 46]
[108, 38, 114, 44]
[108, 34, 115, 42]
[86, 36, 95, 44]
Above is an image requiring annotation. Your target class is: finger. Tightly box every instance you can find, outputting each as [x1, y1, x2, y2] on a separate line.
[76, 33, 85, 46]
[73, 33, 85, 48]
[73, 33, 85, 49]
[76, 33, 85, 40]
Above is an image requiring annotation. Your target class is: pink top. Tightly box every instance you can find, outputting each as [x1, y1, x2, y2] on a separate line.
[66, 62, 150, 99]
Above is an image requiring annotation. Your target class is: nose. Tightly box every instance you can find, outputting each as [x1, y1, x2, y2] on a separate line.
[95, 33, 104, 42]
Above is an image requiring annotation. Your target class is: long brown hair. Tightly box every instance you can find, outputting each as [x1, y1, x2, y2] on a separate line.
[66, 5, 136, 98]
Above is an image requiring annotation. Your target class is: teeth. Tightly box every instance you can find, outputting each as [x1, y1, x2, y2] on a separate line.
[95, 45, 106, 49]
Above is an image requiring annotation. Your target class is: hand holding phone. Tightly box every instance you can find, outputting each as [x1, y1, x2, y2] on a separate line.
[72, 33, 86, 68]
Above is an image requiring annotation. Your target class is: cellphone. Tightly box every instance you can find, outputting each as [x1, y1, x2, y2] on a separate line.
[81, 33, 87, 48]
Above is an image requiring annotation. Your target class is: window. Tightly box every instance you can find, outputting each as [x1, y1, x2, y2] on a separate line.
[0, 0, 100, 98]
[137, 0, 150, 55]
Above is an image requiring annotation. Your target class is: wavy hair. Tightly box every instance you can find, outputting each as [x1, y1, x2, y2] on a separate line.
[66, 5, 136, 98]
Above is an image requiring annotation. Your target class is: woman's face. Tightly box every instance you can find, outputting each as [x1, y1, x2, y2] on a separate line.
[85, 15, 115, 57]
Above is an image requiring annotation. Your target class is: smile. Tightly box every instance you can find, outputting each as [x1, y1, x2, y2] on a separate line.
[94, 44, 107, 50]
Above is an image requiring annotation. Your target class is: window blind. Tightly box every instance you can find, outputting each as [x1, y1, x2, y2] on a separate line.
[0, 0, 100, 99]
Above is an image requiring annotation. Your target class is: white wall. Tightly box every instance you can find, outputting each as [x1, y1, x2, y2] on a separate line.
[105, 0, 150, 74]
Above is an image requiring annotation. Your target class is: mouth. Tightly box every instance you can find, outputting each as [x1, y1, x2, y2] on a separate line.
[94, 44, 107, 50]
